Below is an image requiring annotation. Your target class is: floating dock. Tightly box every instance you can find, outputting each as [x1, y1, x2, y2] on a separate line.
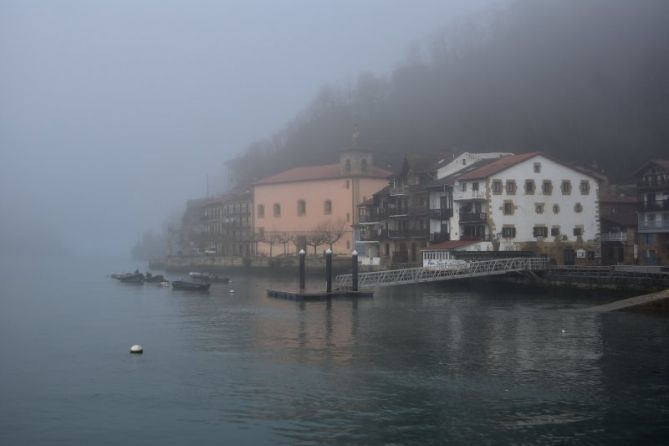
[267, 288, 374, 301]
[586, 288, 669, 313]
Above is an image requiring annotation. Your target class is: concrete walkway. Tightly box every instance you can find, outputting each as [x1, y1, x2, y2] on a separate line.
[587, 288, 669, 313]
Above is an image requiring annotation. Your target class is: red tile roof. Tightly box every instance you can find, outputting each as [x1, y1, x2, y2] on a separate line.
[422, 240, 478, 251]
[456, 152, 541, 180]
[254, 163, 391, 185]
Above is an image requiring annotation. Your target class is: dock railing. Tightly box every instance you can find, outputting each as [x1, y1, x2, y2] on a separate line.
[335, 257, 548, 289]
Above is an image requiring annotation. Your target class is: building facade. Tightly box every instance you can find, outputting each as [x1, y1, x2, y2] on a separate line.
[450, 153, 602, 264]
[356, 157, 434, 265]
[635, 160, 669, 265]
[253, 146, 390, 256]
[599, 194, 638, 265]
[180, 187, 255, 257]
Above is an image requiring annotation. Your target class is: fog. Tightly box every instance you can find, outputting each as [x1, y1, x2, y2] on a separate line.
[1, 0, 493, 256]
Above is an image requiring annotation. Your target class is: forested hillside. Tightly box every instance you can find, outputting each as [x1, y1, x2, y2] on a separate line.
[225, 0, 669, 184]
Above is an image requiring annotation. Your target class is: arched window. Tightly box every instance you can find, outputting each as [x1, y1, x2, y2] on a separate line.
[345, 159, 351, 173]
[361, 158, 368, 172]
[273, 203, 281, 217]
[324, 200, 332, 215]
[297, 199, 306, 216]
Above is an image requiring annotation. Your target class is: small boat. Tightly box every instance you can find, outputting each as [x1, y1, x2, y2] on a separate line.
[189, 272, 230, 283]
[172, 280, 211, 292]
[119, 273, 145, 284]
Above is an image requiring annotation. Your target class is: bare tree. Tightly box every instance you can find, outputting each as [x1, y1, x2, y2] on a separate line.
[306, 228, 328, 255]
[315, 219, 348, 251]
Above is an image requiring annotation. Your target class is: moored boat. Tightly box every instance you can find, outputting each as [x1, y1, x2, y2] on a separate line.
[172, 280, 211, 292]
[119, 273, 145, 284]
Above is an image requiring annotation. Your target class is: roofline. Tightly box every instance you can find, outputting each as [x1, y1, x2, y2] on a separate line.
[253, 172, 391, 186]
[457, 152, 603, 182]
[632, 159, 669, 177]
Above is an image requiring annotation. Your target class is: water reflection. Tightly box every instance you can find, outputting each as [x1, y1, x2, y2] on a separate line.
[160, 275, 669, 444]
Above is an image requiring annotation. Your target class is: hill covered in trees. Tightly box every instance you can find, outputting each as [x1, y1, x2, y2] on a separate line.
[225, 0, 669, 184]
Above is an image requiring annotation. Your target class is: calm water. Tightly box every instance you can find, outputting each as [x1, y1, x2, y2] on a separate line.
[1, 256, 668, 445]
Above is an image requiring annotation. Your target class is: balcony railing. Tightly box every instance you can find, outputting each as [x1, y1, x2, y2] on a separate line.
[638, 178, 669, 189]
[388, 229, 428, 239]
[601, 232, 628, 242]
[389, 185, 410, 195]
[453, 190, 486, 201]
[429, 208, 453, 220]
[638, 213, 669, 232]
[640, 200, 669, 211]
[459, 212, 487, 224]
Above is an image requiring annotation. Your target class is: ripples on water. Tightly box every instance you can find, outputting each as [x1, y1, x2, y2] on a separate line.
[0, 256, 668, 445]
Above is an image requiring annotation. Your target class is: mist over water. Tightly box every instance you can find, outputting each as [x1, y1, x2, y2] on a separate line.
[1, 256, 668, 444]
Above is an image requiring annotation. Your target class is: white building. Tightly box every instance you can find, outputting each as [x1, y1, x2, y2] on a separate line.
[449, 152, 601, 263]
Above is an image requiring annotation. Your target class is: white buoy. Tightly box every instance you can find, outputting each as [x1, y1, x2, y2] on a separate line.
[561, 329, 566, 334]
[229, 289, 235, 293]
[130, 344, 143, 354]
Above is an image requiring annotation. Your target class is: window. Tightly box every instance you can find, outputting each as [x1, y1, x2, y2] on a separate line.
[346, 212, 351, 222]
[551, 226, 560, 237]
[492, 180, 503, 195]
[461, 182, 467, 192]
[324, 200, 332, 215]
[574, 202, 583, 213]
[273, 203, 281, 217]
[561, 180, 572, 195]
[257, 204, 264, 219]
[257, 227, 265, 239]
[573, 226, 583, 237]
[503, 200, 514, 215]
[553, 204, 560, 214]
[533, 226, 548, 238]
[346, 240, 351, 249]
[505, 180, 517, 195]
[542, 180, 553, 195]
[534, 162, 541, 173]
[297, 199, 306, 216]
[345, 180, 350, 189]
[535, 203, 544, 214]
[525, 179, 536, 195]
[361, 158, 368, 172]
[580, 180, 590, 195]
[345, 159, 351, 173]
[462, 159, 466, 165]
[502, 226, 516, 238]
[472, 182, 479, 192]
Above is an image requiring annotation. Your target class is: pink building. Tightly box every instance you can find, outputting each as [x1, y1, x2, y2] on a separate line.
[253, 147, 390, 256]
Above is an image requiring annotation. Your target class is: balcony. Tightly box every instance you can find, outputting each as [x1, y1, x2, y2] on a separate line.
[388, 229, 428, 239]
[429, 208, 453, 220]
[389, 185, 410, 196]
[640, 200, 669, 211]
[601, 232, 628, 242]
[638, 178, 669, 190]
[459, 212, 487, 224]
[638, 213, 669, 233]
[453, 190, 486, 201]
[358, 228, 385, 241]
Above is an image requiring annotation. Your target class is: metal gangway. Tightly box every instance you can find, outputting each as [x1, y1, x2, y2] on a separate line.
[335, 257, 549, 290]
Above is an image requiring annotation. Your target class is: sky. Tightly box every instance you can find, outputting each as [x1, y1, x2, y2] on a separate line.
[0, 0, 496, 256]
